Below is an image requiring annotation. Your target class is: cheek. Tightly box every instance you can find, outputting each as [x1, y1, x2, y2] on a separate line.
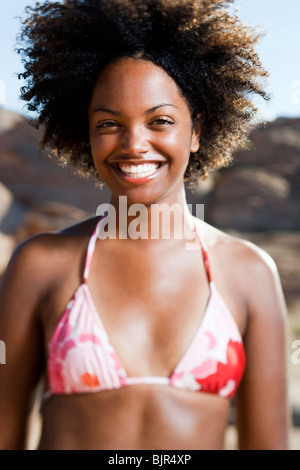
[160, 130, 192, 167]
[90, 135, 116, 164]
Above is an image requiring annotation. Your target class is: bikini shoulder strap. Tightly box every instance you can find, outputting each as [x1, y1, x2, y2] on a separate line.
[83, 216, 106, 283]
[194, 221, 212, 283]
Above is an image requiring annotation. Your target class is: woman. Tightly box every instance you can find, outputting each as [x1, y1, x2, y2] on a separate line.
[0, 0, 289, 450]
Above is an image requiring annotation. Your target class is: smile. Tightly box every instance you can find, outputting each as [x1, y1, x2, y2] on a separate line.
[117, 162, 160, 178]
[112, 161, 164, 184]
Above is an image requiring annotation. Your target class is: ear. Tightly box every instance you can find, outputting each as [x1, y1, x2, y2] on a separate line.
[190, 112, 204, 153]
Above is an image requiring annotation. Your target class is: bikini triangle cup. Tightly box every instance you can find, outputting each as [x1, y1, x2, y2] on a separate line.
[45, 216, 245, 402]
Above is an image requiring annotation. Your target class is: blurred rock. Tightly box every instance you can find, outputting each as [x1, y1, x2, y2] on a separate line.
[0, 108, 111, 213]
[233, 118, 300, 175]
[0, 108, 24, 135]
[14, 201, 92, 242]
[206, 167, 295, 231]
[0, 182, 27, 234]
[200, 117, 300, 231]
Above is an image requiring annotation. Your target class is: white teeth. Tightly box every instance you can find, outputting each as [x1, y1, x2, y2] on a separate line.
[117, 162, 160, 178]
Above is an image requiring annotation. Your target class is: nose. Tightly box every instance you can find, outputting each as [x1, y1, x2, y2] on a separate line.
[120, 126, 150, 156]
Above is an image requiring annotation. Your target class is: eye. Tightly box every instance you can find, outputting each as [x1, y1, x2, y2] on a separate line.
[95, 121, 120, 130]
[150, 117, 175, 127]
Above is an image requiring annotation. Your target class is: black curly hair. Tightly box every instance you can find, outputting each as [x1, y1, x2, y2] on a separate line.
[17, 0, 269, 187]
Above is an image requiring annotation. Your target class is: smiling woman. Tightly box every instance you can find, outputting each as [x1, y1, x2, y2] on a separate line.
[0, 0, 289, 451]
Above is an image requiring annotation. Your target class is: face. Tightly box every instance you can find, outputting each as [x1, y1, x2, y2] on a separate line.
[88, 58, 200, 206]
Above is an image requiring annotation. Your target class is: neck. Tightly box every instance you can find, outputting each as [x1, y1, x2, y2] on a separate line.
[98, 186, 196, 243]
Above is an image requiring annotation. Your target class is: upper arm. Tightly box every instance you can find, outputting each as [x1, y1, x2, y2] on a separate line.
[0, 238, 46, 449]
[235, 243, 290, 449]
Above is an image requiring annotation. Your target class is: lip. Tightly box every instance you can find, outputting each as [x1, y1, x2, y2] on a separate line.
[111, 160, 166, 185]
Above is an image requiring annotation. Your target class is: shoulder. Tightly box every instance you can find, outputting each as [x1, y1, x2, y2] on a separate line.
[2, 216, 100, 296]
[7, 215, 100, 265]
[195, 218, 287, 322]
[195, 217, 278, 279]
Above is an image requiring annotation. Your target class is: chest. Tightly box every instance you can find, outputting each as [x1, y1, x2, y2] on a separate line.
[86, 241, 211, 376]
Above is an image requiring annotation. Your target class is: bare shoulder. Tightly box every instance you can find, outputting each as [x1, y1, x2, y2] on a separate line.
[194, 217, 287, 321]
[197, 218, 279, 277]
[1, 216, 100, 296]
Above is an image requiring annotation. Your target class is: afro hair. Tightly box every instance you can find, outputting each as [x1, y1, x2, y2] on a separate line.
[18, 0, 270, 187]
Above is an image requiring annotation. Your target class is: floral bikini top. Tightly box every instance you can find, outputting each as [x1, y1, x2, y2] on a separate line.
[44, 216, 245, 403]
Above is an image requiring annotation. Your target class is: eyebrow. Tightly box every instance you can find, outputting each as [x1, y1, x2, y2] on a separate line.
[91, 104, 177, 116]
[145, 104, 178, 115]
[92, 107, 121, 116]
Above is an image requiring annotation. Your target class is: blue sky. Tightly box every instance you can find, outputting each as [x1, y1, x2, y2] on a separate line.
[0, 0, 299, 122]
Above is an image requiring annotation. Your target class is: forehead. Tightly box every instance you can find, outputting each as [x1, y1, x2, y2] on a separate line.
[89, 58, 189, 112]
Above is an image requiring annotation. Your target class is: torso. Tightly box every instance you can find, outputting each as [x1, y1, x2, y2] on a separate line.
[39, 386, 230, 450]
[36, 216, 248, 450]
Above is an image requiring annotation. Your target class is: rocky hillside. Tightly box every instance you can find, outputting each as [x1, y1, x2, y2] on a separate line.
[205, 117, 300, 232]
